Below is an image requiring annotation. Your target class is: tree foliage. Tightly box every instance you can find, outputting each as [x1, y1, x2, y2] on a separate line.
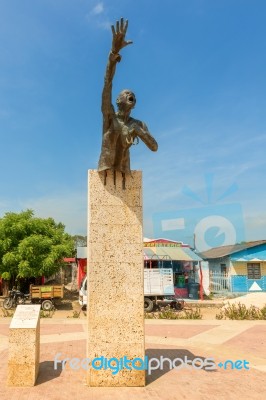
[0, 210, 75, 280]
[71, 235, 87, 248]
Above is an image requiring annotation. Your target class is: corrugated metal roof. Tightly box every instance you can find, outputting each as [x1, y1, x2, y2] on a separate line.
[143, 246, 202, 261]
[77, 244, 202, 262]
[143, 238, 185, 245]
[231, 245, 266, 261]
[200, 240, 266, 260]
[143, 248, 157, 259]
[182, 247, 203, 261]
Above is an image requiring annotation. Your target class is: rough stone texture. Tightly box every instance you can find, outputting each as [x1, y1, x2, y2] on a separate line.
[87, 170, 145, 386]
[7, 305, 41, 386]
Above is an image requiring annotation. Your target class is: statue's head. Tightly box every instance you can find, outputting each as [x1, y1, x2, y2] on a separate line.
[116, 89, 136, 111]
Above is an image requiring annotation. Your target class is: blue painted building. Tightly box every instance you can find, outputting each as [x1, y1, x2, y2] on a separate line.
[201, 240, 266, 293]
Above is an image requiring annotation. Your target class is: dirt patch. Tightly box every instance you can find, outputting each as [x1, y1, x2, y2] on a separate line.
[55, 288, 79, 311]
[223, 292, 266, 308]
[200, 307, 221, 319]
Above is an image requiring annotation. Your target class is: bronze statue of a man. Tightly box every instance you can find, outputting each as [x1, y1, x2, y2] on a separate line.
[98, 18, 158, 187]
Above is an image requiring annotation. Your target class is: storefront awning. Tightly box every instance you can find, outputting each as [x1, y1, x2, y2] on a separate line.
[143, 246, 202, 262]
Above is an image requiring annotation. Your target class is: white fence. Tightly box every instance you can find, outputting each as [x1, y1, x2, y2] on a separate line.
[209, 271, 231, 293]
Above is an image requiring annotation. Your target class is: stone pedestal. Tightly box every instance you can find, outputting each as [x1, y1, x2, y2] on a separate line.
[87, 170, 145, 386]
[7, 305, 41, 386]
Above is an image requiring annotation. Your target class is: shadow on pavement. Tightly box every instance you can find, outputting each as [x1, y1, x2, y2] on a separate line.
[36, 361, 62, 384]
[145, 348, 217, 384]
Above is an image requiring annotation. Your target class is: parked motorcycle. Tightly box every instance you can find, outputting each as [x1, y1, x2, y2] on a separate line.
[3, 287, 30, 310]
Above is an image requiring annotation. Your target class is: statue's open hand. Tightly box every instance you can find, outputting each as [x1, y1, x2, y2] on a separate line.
[111, 18, 133, 55]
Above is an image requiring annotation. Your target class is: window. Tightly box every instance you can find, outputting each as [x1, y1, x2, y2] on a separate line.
[247, 263, 261, 279]
[220, 264, 227, 274]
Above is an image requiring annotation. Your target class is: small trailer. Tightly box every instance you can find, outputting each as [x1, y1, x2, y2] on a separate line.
[30, 284, 64, 311]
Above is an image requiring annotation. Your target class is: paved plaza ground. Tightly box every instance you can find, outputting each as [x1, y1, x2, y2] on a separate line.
[0, 314, 265, 400]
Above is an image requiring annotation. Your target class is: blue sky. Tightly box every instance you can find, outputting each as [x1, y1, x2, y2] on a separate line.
[0, 0, 266, 250]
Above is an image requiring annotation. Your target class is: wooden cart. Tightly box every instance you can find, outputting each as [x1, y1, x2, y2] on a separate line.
[30, 284, 64, 311]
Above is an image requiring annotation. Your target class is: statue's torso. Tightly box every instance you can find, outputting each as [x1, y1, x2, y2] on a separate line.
[98, 114, 136, 173]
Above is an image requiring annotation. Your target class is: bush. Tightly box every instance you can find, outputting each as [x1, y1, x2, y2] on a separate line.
[158, 306, 180, 319]
[260, 305, 266, 319]
[40, 309, 55, 318]
[216, 302, 266, 320]
[145, 305, 202, 320]
[1, 309, 14, 318]
[183, 307, 202, 320]
[67, 310, 80, 318]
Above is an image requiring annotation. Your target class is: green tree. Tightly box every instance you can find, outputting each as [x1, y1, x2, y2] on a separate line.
[71, 235, 87, 249]
[0, 210, 74, 282]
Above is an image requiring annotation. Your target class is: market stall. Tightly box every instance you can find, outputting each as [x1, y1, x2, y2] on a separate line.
[143, 239, 203, 299]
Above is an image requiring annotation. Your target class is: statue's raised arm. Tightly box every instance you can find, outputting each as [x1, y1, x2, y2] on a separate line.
[98, 18, 158, 188]
[101, 18, 132, 120]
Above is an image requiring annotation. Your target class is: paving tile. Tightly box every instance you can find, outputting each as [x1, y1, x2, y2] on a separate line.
[145, 324, 215, 339]
[224, 325, 266, 358]
[0, 318, 265, 399]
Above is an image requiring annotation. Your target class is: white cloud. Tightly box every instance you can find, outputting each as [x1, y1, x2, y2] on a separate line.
[91, 2, 104, 15]
[86, 2, 110, 30]
[97, 20, 111, 30]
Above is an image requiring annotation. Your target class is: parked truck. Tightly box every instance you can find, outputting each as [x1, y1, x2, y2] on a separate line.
[79, 268, 184, 312]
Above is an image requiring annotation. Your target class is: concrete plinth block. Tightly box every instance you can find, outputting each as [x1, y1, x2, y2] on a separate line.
[7, 304, 41, 386]
[87, 170, 145, 387]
